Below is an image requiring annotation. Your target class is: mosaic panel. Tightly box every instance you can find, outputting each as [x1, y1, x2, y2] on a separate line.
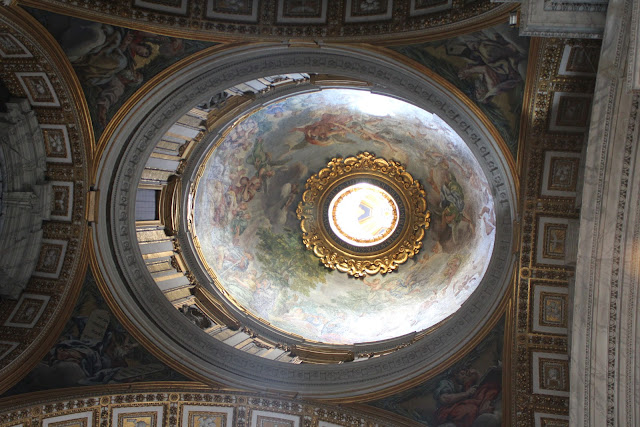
[391, 23, 529, 158]
[33, 239, 68, 279]
[112, 406, 163, 427]
[532, 352, 569, 397]
[3, 294, 50, 329]
[50, 182, 74, 222]
[3, 271, 187, 396]
[277, 0, 327, 23]
[368, 319, 504, 425]
[15, 72, 59, 107]
[536, 217, 570, 266]
[206, 0, 259, 22]
[26, 8, 216, 139]
[541, 151, 581, 198]
[543, 223, 566, 259]
[540, 293, 566, 327]
[532, 284, 569, 335]
[250, 410, 300, 427]
[42, 410, 95, 427]
[41, 125, 72, 164]
[181, 405, 234, 427]
[0, 33, 32, 58]
[344, 0, 392, 22]
[549, 92, 592, 132]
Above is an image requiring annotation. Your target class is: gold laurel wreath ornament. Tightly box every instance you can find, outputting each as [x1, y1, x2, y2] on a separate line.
[296, 152, 430, 277]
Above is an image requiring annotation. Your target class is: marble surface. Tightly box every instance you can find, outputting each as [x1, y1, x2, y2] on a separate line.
[570, 0, 640, 424]
[520, 0, 607, 38]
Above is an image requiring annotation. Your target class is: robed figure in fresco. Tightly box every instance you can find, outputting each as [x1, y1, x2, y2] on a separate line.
[426, 154, 475, 254]
[434, 366, 502, 427]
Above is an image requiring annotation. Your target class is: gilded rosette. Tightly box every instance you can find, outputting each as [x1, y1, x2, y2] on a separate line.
[296, 152, 430, 277]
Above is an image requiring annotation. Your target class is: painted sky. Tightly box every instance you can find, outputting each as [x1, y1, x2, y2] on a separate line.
[193, 89, 496, 344]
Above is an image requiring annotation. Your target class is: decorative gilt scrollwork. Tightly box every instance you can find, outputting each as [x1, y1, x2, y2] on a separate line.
[296, 152, 430, 277]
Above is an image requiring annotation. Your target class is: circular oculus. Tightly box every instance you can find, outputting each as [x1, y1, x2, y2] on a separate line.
[328, 182, 400, 247]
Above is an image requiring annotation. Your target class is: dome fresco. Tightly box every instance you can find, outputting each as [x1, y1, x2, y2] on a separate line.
[193, 89, 495, 344]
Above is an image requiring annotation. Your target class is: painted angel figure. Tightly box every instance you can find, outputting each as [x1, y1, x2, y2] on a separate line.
[427, 157, 475, 253]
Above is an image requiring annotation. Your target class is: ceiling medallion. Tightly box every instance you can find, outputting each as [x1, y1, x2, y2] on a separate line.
[297, 152, 430, 277]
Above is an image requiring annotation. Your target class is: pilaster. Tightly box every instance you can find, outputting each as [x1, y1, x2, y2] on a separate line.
[570, 0, 640, 425]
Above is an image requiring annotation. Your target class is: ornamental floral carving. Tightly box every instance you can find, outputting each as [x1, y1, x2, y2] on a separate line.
[296, 152, 430, 277]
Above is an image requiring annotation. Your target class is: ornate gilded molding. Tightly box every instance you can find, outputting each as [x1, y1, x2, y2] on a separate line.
[297, 152, 430, 277]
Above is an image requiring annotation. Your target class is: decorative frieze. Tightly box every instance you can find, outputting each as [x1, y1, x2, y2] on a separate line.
[0, 386, 414, 427]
